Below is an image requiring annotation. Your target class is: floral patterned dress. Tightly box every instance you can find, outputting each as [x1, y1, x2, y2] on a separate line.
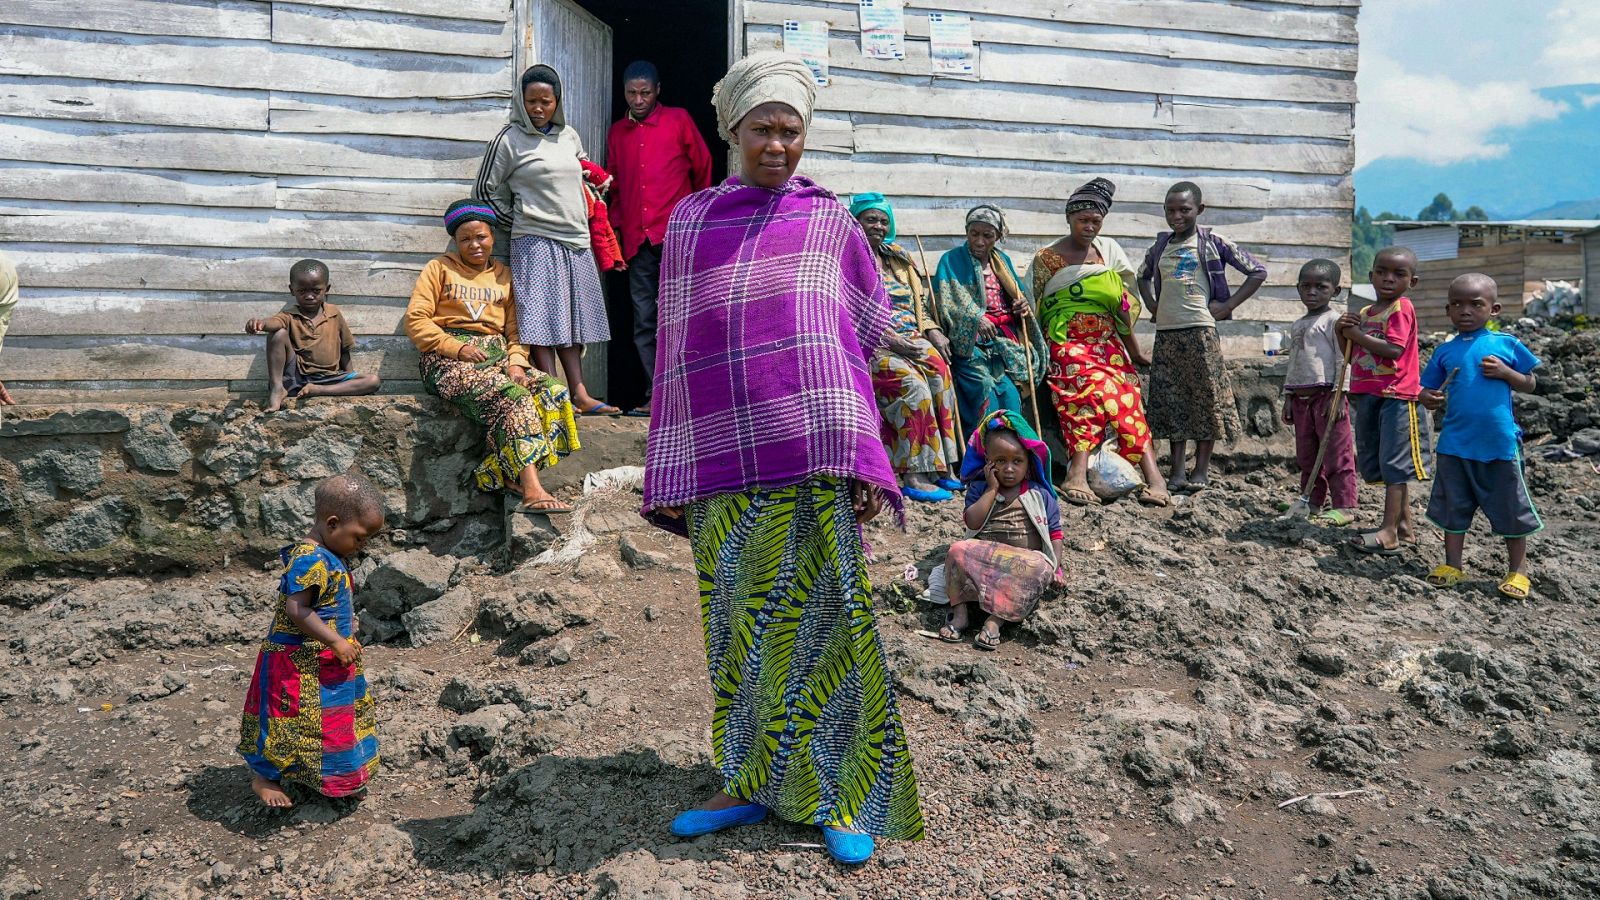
[1032, 247, 1152, 462]
[868, 245, 961, 475]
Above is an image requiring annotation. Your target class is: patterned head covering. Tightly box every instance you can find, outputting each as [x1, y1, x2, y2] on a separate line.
[959, 409, 1054, 493]
[848, 192, 897, 243]
[1065, 177, 1117, 217]
[713, 52, 817, 139]
[443, 199, 498, 236]
[966, 204, 1007, 238]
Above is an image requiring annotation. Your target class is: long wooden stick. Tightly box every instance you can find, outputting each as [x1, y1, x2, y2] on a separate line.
[912, 233, 964, 442]
[1293, 341, 1354, 513]
[1014, 293, 1044, 434]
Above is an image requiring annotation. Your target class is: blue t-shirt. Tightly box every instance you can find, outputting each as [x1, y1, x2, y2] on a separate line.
[1420, 329, 1539, 462]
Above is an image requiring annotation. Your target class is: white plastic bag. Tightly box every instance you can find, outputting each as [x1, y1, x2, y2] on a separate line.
[923, 563, 949, 605]
[1085, 443, 1143, 501]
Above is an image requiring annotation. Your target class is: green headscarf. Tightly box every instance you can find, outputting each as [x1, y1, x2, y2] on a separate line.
[848, 192, 897, 243]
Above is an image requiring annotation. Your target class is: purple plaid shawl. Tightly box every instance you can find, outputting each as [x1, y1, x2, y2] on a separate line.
[642, 175, 903, 526]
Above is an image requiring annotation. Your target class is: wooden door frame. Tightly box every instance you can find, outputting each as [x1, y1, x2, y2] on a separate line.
[727, 0, 746, 65]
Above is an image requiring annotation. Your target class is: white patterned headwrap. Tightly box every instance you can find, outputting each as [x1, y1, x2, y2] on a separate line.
[712, 53, 817, 141]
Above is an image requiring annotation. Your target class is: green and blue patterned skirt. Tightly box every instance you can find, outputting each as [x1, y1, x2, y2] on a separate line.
[419, 331, 579, 493]
[687, 476, 924, 840]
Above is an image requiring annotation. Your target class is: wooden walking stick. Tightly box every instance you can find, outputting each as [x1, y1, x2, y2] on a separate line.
[912, 233, 964, 441]
[1014, 297, 1045, 434]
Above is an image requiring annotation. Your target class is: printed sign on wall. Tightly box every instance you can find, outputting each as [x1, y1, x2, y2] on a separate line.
[928, 12, 978, 79]
[783, 20, 831, 86]
[858, 0, 906, 60]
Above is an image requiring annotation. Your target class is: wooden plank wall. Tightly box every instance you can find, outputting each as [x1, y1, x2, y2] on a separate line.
[1414, 243, 1584, 332]
[750, 0, 1361, 341]
[0, 0, 518, 398]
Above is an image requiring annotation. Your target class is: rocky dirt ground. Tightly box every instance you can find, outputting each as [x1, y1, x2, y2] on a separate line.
[3, 323, 1599, 900]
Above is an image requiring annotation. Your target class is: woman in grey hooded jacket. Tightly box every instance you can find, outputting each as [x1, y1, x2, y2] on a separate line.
[475, 64, 618, 415]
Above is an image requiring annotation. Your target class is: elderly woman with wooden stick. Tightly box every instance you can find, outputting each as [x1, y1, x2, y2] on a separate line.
[1029, 178, 1171, 508]
[641, 53, 923, 865]
[849, 192, 963, 503]
[930, 204, 1047, 439]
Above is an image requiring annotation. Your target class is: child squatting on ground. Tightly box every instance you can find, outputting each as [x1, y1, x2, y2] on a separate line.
[1137, 181, 1268, 493]
[936, 410, 1066, 651]
[245, 259, 381, 413]
[1282, 259, 1359, 525]
[1342, 247, 1430, 555]
[238, 474, 386, 808]
[1419, 273, 1541, 601]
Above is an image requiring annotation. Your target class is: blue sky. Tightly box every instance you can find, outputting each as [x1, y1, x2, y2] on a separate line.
[1354, 0, 1600, 214]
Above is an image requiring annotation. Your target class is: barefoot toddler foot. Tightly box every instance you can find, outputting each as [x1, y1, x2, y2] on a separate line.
[251, 774, 293, 808]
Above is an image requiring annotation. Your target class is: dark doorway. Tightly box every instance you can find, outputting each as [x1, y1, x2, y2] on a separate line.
[572, 0, 730, 409]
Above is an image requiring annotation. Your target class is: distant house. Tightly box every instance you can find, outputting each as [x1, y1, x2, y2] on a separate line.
[1380, 221, 1597, 330]
[1, 0, 1362, 399]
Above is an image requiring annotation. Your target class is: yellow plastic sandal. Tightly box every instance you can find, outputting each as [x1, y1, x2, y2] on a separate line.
[1498, 572, 1531, 601]
[1426, 564, 1464, 588]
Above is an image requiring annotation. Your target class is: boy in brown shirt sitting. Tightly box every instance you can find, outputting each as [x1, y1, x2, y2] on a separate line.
[246, 259, 381, 412]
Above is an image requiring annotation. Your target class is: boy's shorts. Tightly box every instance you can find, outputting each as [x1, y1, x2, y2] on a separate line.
[284, 359, 357, 397]
[1426, 453, 1542, 538]
[1352, 393, 1431, 485]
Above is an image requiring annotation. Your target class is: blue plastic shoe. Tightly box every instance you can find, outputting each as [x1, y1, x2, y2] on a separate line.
[821, 826, 875, 864]
[935, 477, 963, 491]
[902, 486, 953, 503]
[670, 803, 767, 837]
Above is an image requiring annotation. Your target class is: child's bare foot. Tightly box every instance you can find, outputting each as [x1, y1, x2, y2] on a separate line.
[251, 774, 293, 808]
[263, 385, 288, 414]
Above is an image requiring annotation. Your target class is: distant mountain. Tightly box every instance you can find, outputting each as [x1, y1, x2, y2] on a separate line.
[1521, 198, 1600, 220]
[1355, 84, 1600, 219]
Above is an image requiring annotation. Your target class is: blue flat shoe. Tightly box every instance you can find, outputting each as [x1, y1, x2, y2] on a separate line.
[821, 826, 875, 864]
[935, 477, 962, 491]
[670, 803, 767, 837]
[902, 486, 953, 503]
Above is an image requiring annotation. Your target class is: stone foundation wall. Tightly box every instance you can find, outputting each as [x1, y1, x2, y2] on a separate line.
[0, 359, 1291, 579]
[0, 397, 647, 579]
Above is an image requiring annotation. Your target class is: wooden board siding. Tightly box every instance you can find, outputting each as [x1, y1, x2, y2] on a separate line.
[0, 0, 523, 394]
[1413, 243, 1584, 332]
[747, 0, 1359, 337]
[3, 0, 1361, 395]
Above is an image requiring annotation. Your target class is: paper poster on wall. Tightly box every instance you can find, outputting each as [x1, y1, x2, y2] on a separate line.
[783, 20, 831, 86]
[858, 0, 906, 60]
[928, 12, 977, 79]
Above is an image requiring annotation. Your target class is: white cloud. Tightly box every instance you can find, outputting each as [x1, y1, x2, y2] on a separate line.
[1356, 54, 1568, 167]
[1540, 2, 1600, 85]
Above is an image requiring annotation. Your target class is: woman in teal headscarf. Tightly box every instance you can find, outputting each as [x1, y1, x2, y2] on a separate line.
[850, 192, 962, 503]
[930, 205, 1047, 439]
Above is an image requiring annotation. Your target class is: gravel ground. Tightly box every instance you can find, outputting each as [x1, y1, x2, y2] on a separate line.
[2, 322, 1598, 900]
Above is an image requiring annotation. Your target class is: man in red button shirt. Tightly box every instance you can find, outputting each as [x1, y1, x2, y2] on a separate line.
[606, 60, 713, 416]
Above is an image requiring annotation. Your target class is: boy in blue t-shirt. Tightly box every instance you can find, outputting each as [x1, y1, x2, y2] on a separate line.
[1418, 273, 1540, 601]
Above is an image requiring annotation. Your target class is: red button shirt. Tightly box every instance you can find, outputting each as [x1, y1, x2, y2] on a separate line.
[605, 104, 713, 260]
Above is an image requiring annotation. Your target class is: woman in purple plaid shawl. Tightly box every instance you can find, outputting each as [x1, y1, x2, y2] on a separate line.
[641, 53, 923, 864]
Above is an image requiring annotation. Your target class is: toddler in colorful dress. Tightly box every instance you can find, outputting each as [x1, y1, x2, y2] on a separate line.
[936, 410, 1065, 651]
[238, 474, 385, 807]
